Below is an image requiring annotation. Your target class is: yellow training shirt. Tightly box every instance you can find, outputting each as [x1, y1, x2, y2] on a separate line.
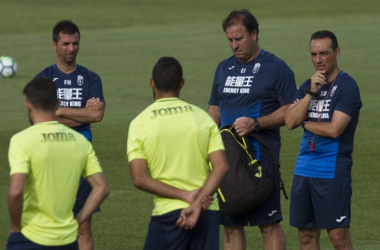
[127, 98, 224, 216]
[8, 121, 102, 246]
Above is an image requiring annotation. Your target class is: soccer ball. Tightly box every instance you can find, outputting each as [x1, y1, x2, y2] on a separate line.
[0, 56, 17, 78]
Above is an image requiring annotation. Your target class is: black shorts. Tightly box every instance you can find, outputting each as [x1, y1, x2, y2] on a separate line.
[290, 175, 351, 229]
[72, 132, 100, 217]
[221, 162, 283, 227]
[7, 232, 78, 250]
[144, 209, 220, 250]
[220, 182, 282, 227]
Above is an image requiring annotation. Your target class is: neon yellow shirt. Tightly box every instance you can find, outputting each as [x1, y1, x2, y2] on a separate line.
[8, 121, 102, 246]
[127, 98, 224, 216]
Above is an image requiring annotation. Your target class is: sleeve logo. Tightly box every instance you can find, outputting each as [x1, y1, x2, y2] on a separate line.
[77, 75, 84, 86]
[252, 63, 261, 74]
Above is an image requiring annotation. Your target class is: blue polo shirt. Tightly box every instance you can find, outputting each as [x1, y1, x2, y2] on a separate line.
[36, 64, 105, 141]
[294, 71, 362, 181]
[209, 50, 296, 164]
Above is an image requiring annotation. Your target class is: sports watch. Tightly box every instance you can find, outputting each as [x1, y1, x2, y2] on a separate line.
[305, 87, 317, 98]
[253, 118, 261, 131]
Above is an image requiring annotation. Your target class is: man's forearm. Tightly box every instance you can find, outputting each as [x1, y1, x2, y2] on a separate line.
[133, 173, 193, 202]
[130, 159, 197, 203]
[195, 150, 229, 202]
[7, 193, 23, 231]
[76, 173, 110, 225]
[56, 116, 83, 127]
[302, 110, 351, 138]
[258, 103, 291, 129]
[56, 102, 105, 124]
[207, 105, 221, 127]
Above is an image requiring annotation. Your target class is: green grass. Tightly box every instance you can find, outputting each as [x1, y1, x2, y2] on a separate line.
[1, 0, 379, 249]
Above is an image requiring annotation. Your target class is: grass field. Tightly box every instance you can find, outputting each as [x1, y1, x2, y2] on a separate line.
[1, 0, 379, 249]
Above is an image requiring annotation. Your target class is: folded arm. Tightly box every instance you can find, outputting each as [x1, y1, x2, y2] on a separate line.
[303, 110, 351, 138]
[56, 99, 105, 127]
[284, 96, 312, 130]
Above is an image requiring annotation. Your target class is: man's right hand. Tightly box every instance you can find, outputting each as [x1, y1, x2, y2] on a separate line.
[310, 71, 326, 93]
[86, 97, 100, 107]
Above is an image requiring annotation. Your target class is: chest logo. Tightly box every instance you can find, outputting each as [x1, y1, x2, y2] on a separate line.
[77, 75, 84, 86]
[252, 63, 261, 74]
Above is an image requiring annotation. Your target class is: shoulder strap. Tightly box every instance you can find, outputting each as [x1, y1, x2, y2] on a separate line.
[247, 132, 288, 200]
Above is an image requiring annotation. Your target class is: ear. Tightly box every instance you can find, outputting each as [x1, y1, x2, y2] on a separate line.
[52, 41, 57, 52]
[25, 100, 32, 111]
[335, 47, 341, 59]
[250, 29, 258, 41]
[179, 79, 185, 90]
[149, 78, 155, 89]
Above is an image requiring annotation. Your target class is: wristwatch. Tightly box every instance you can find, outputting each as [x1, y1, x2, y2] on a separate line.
[253, 118, 261, 131]
[305, 87, 317, 98]
[301, 120, 309, 129]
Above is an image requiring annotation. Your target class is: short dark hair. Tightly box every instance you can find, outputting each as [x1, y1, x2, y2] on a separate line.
[152, 57, 183, 92]
[310, 30, 339, 51]
[23, 77, 58, 112]
[53, 20, 80, 43]
[222, 9, 259, 36]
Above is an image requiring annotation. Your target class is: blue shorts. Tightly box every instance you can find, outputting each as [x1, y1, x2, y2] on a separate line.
[221, 162, 283, 227]
[144, 209, 220, 250]
[290, 175, 352, 229]
[7, 232, 78, 250]
[73, 177, 101, 216]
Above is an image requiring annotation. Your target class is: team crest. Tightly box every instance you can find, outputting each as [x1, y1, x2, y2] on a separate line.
[77, 75, 84, 86]
[252, 63, 261, 74]
[330, 86, 338, 97]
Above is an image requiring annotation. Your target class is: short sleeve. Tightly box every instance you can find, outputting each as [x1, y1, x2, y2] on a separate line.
[8, 135, 30, 175]
[126, 119, 147, 162]
[207, 119, 225, 154]
[208, 65, 221, 106]
[89, 72, 105, 103]
[335, 79, 362, 117]
[274, 61, 297, 105]
[82, 142, 103, 178]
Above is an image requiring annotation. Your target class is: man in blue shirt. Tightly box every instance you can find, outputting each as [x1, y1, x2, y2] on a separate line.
[208, 9, 297, 250]
[285, 30, 362, 249]
[36, 20, 105, 250]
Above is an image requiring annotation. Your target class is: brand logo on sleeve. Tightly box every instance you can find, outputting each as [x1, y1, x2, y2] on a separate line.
[77, 75, 84, 86]
[252, 63, 261, 74]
